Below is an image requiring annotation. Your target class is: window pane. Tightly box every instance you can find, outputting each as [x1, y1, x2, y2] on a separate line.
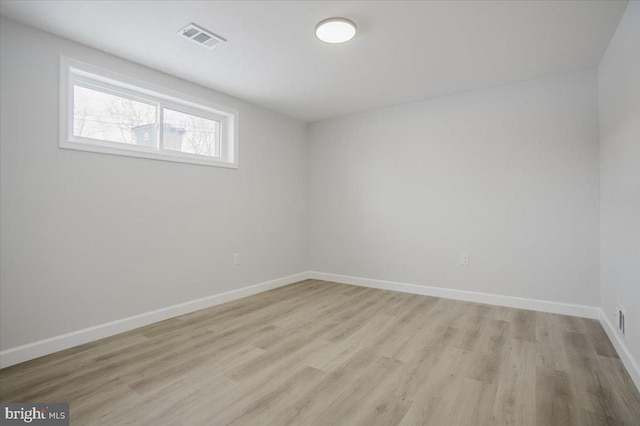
[163, 108, 220, 158]
[73, 85, 157, 146]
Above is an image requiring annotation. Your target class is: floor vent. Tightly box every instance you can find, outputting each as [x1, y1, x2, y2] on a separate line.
[177, 23, 226, 49]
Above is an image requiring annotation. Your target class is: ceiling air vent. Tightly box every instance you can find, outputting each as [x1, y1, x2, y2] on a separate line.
[177, 23, 226, 49]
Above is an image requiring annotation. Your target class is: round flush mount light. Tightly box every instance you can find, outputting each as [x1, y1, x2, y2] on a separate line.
[315, 18, 357, 44]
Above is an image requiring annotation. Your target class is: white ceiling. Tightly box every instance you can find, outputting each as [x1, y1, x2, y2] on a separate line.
[0, 0, 628, 122]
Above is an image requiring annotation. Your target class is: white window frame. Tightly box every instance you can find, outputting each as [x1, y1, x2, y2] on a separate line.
[60, 56, 239, 168]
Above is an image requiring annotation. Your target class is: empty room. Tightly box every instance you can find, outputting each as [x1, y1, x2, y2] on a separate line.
[0, 0, 639, 424]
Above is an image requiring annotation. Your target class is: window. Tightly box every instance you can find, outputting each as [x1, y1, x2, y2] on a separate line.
[60, 57, 238, 168]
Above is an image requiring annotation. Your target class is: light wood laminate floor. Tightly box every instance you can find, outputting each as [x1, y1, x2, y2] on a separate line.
[1, 280, 639, 425]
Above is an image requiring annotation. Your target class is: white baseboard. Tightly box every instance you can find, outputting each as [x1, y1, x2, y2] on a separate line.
[309, 271, 600, 319]
[598, 309, 640, 392]
[0, 272, 310, 369]
[310, 271, 640, 391]
[6, 269, 637, 394]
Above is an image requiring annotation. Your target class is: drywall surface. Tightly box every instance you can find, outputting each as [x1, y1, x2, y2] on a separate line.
[0, 18, 308, 351]
[598, 0, 640, 366]
[309, 70, 600, 306]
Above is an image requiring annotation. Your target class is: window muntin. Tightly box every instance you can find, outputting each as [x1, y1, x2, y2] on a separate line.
[61, 57, 238, 168]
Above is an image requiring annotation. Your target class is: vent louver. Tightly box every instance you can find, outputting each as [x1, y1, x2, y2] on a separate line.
[178, 23, 225, 49]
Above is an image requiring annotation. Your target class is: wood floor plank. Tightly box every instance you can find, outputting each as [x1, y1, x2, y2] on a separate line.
[1, 280, 639, 425]
[491, 339, 538, 426]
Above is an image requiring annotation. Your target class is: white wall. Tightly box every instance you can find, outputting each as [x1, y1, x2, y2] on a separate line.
[598, 1, 640, 365]
[309, 70, 600, 306]
[0, 18, 309, 351]
[2, 8, 631, 366]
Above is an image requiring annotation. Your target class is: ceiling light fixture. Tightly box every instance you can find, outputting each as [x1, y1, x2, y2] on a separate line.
[315, 18, 356, 44]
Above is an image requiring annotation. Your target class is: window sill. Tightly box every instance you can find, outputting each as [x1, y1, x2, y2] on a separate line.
[59, 139, 239, 169]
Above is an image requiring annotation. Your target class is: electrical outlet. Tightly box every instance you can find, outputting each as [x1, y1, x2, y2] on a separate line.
[460, 253, 469, 266]
[616, 302, 626, 336]
[233, 253, 240, 265]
